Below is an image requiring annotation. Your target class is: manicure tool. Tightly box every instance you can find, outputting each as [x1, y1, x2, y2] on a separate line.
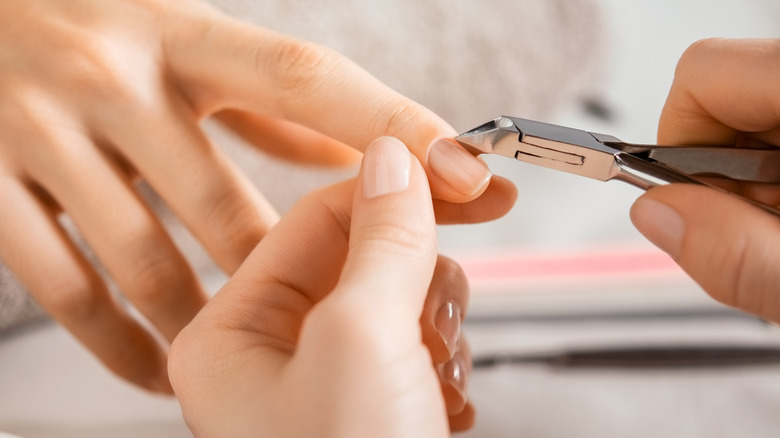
[455, 116, 780, 215]
[472, 345, 780, 369]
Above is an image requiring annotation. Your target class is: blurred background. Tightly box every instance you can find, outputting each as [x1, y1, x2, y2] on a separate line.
[1, 0, 779, 437]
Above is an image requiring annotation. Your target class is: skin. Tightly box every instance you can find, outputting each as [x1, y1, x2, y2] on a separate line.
[0, 0, 516, 392]
[631, 38, 780, 324]
[169, 137, 480, 436]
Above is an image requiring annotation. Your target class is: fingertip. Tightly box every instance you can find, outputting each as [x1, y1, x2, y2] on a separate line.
[433, 175, 517, 225]
[336, 136, 436, 318]
[449, 402, 476, 432]
[426, 138, 492, 202]
[630, 191, 685, 260]
[421, 255, 469, 363]
[474, 175, 517, 218]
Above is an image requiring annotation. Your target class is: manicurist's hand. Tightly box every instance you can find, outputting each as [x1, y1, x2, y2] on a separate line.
[630, 38, 780, 323]
[169, 137, 498, 436]
[0, 0, 512, 392]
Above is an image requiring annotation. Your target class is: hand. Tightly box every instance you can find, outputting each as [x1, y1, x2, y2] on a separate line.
[169, 137, 508, 436]
[0, 0, 511, 392]
[630, 38, 780, 323]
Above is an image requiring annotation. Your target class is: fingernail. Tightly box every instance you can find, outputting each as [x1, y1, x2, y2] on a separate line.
[435, 301, 462, 360]
[362, 136, 411, 199]
[631, 198, 685, 259]
[440, 355, 469, 401]
[427, 138, 491, 196]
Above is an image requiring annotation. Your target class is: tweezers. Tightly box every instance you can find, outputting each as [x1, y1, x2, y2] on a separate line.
[456, 116, 780, 215]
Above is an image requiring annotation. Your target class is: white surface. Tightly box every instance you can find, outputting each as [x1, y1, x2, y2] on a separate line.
[1, 1, 779, 437]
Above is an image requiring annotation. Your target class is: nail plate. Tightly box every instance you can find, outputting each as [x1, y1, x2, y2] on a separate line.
[427, 138, 491, 196]
[435, 301, 462, 360]
[362, 136, 411, 199]
[440, 355, 469, 401]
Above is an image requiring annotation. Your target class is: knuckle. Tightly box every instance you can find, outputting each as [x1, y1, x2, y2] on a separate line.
[60, 47, 128, 100]
[267, 38, 338, 98]
[122, 246, 193, 304]
[377, 100, 426, 138]
[50, 34, 155, 111]
[1, 90, 74, 141]
[203, 189, 266, 260]
[354, 222, 434, 258]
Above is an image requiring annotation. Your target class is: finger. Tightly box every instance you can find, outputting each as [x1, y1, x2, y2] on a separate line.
[433, 175, 517, 225]
[296, 136, 447, 435]
[449, 402, 477, 432]
[439, 337, 472, 416]
[167, 17, 493, 202]
[419, 257, 473, 420]
[659, 38, 780, 146]
[332, 136, 436, 324]
[206, 137, 436, 345]
[421, 255, 469, 364]
[23, 130, 206, 342]
[216, 110, 362, 167]
[0, 175, 170, 393]
[630, 184, 780, 323]
[96, 94, 279, 273]
[173, 139, 450, 437]
[694, 176, 780, 208]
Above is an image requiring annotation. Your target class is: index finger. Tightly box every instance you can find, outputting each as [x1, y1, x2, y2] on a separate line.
[659, 38, 780, 147]
[166, 13, 492, 203]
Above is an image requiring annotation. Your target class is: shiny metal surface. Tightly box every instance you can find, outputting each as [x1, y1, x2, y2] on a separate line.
[456, 115, 780, 215]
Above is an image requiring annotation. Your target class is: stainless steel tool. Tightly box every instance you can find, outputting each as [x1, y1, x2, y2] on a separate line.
[456, 116, 780, 215]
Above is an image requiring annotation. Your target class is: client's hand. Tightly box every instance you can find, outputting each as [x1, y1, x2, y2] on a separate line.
[631, 38, 780, 323]
[170, 137, 487, 436]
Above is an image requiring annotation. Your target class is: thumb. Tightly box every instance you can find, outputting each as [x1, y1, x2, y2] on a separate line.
[630, 184, 780, 323]
[331, 136, 437, 325]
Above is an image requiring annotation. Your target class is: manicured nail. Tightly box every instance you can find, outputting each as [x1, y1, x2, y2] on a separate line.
[362, 136, 411, 199]
[435, 301, 462, 360]
[440, 355, 469, 401]
[427, 138, 491, 196]
[631, 198, 685, 259]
